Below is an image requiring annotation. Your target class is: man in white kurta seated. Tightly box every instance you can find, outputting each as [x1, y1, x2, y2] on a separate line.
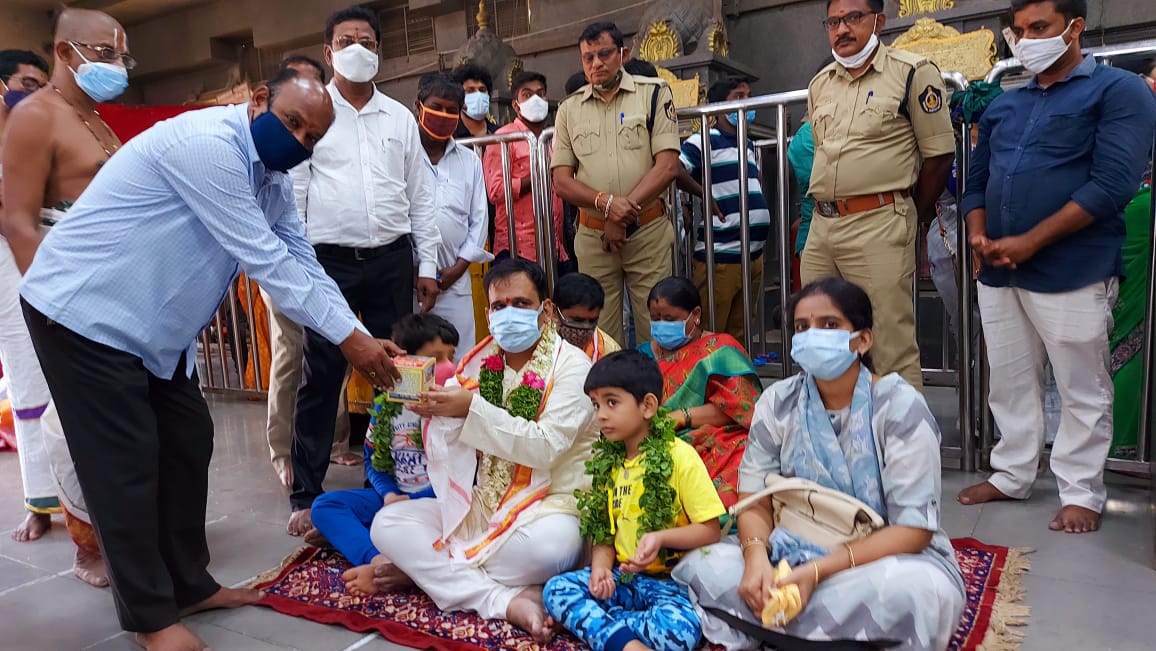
[361, 258, 598, 642]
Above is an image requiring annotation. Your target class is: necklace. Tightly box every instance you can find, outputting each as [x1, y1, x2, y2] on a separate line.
[52, 86, 120, 159]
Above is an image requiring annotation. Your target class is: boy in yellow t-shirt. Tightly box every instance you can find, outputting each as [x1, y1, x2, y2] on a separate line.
[543, 350, 724, 651]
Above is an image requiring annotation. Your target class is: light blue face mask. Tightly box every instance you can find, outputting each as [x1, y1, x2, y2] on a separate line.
[463, 91, 491, 120]
[651, 318, 691, 350]
[726, 110, 757, 127]
[70, 43, 128, 102]
[790, 328, 862, 381]
[489, 305, 543, 353]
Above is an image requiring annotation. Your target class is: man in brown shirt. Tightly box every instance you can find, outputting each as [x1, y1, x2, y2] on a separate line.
[802, 0, 955, 390]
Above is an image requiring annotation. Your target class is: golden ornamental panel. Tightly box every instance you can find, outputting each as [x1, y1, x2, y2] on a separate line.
[892, 18, 997, 81]
[898, 0, 955, 19]
[639, 21, 682, 63]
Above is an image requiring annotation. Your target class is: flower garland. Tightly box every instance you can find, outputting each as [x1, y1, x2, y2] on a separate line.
[367, 393, 408, 475]
[476, 325, 557, 510]
[576, 408, 680, 581]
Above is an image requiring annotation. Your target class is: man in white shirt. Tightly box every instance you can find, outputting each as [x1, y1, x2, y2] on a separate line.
[287, 6, 441, 536]
[414, 72, 493, 356]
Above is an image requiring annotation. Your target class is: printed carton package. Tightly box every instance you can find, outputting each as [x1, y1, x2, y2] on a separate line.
[387, 356, 435, 404]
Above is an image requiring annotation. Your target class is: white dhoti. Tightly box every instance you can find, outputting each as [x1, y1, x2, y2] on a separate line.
[370, 497, 582, 619]
[0, 211, 89, 520]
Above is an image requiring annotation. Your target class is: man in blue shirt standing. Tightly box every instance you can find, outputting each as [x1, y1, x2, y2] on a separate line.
[19, 67, 403, 651]
[957, 0, 1156, 534]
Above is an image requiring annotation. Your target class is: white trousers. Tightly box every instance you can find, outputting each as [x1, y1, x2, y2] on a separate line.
[0, 239, 58, 510]
[977, 281, 1115, 511]
[370, 498, 582, 620]
[428, 290, 474, 362]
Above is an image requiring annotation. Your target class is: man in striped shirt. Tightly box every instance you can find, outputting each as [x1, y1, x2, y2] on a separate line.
[679, 78, 771, 341]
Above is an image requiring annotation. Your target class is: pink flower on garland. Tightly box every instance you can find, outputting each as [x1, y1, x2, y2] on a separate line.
[482, 355, 505, 372]
[522, 372, 546, 390]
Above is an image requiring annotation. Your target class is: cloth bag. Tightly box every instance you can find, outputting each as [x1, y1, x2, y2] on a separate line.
[730, 474, 884, 548]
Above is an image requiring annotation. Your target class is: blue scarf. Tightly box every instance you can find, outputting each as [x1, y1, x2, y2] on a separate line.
[770, 365, 885, 566]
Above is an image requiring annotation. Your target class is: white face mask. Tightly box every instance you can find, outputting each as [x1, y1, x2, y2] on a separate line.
[831, 15, 880, 70]
[1012, 21, 1075, 75]
[332, 43, 379, 83]
[518, 94, 549, 123]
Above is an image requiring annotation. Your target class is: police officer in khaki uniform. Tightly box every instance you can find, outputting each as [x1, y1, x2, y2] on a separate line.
[802, 0, 955, 390]
[552, 21, 681, 346]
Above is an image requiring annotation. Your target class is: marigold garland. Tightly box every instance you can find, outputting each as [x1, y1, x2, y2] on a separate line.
[576, 408, 681, 582]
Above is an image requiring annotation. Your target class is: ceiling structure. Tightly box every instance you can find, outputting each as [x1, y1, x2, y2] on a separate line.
[9, 0, 212, 26]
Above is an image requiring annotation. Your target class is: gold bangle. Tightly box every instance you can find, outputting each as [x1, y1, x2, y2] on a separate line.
[812, 561, 821, 584]
[740, 537, 766, 552]
[844, 543, 856, 568]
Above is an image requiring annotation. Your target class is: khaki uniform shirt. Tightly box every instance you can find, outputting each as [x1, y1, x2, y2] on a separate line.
[552, 72, 680, 207]
[807, 43, 955, 201]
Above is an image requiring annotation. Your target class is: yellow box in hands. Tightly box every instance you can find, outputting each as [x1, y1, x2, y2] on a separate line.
[387, 355, 435, 404]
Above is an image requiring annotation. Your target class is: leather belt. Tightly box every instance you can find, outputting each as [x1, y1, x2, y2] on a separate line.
[579, 202, 666, 231]
[816, 190, 911, 218]
[314, 238, 410, 261]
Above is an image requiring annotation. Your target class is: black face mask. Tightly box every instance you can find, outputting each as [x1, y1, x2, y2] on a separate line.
[595, 69, 623, 92]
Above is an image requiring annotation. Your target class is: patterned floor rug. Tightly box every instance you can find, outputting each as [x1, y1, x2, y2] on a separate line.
[252, 538, 1030, 651]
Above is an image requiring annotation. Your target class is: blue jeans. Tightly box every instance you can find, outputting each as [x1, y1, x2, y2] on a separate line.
[310, 488, 382, 566]
[543, 568, 702, 651]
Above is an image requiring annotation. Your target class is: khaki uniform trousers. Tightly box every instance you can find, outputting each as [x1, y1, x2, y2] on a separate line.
[575, 217, 674, 346]
[693, 259, 765, 344]
[800, 199, 922, 390]
[261, 290, 350, 479]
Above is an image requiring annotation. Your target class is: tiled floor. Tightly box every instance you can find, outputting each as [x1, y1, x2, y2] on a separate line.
[1, 390, 1154, 650]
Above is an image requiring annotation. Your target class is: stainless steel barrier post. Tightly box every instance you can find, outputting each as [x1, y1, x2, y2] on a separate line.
[499, 142, 519, 261]
[698, 125, 718, 332]
[199, 328, 215, 389]
[225, 285, 245, 390]
[736, 109, 755, 354]
[955, 117, 976, 472]
[776, 105, 794, 377]
[534, 128, 559, 294]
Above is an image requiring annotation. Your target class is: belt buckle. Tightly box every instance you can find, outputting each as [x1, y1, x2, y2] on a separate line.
[817, 201, 839, 218]
[353, 247, 370, 261]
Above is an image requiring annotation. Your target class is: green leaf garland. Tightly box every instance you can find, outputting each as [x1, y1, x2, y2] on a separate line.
[575, 408, 681, 582]
[367, 393, 406, 475]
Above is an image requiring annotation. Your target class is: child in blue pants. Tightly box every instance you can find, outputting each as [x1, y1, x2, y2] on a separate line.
[544, 351, 725, 651]
[309, 314, 458, 570]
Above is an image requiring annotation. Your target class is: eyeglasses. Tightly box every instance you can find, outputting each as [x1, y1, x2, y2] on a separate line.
[556, 309, 598, 330]
[581, 46, 620, 66]
[334, 36, 379, 52]
[5, 75, 45, 92]
[821, 11, 877, 32]
[70, 41, 136, 70]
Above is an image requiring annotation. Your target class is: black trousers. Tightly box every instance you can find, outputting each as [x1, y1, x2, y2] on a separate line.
[290, 240, 413, 510]
[22, 300, 219, 633]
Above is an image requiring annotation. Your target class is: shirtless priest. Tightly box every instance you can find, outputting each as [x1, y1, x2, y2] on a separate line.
[353, 259, 598, 642]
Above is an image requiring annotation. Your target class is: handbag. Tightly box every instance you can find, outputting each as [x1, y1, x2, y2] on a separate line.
[729, 474, 884, 548]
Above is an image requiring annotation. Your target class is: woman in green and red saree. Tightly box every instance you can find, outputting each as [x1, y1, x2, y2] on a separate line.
[639, 276, 762, 510]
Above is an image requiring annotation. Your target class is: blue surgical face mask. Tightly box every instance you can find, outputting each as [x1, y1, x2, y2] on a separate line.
[250, 111, 311, 172]
[790, 328, 862, 381]
[489, 305, 543, 353]
[726, 110, 757, 127]
[463, 91, 490, 120]
[651, 318, 691, 351]
[70, 43, 128, 102]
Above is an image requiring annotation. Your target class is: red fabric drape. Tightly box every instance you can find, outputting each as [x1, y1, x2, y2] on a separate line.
[96, 104, 197, 142]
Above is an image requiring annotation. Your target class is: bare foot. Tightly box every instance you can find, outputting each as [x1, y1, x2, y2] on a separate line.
[286, 509, 312, 537]
[371, 556, 414, 593]
[303, 528, 331, 548]
[342, 554, 391, 597]
[179, 586, 265, 617]
[957, 481, 1015, 506]
[506, 585, 555, 645]
[73, 546, 109, 588]
[1049, 505, 1101, 534]
[134, 624, 209, 651]
[330, 452, 362, 466]
[12, 512, 51, 542]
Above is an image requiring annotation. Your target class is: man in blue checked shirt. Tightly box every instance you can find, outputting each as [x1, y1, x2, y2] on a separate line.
[957, 0, 1156, 535]
[19, 67, 404, 651]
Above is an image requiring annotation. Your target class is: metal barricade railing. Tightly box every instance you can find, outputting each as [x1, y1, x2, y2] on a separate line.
[198, 281, 266, 399]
